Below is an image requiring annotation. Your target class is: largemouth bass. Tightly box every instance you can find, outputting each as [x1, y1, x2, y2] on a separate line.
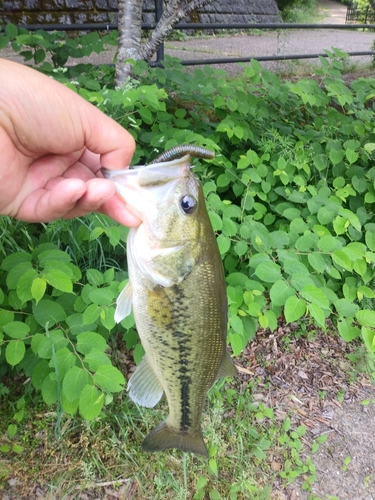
[102, 150, 237, 456]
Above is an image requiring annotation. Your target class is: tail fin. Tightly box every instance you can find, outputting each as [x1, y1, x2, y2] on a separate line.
[142, 421, 208, 457]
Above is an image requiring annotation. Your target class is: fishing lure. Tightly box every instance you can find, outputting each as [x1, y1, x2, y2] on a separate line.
[148, 145, 215, 164]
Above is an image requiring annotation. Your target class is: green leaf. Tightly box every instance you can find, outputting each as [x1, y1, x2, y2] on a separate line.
[79, 384, 104, 420]
[12, 444, 24, 454]
[334, 299, 358, 318]
[86, 269, 104, 286]
[62, 393, 79, 416]
[358, 286, 375, 299]
[264, 310, 277, 331]
[269, 280, 294, 307]
[32, 360, 51, 390]
[3, 322, 30, 339]
[234, 240, 248, 257]
[337, 319, 360, 342]
[49, 347, 76, 382]
[32, 300, 67, 328]
[329, 149, 345, 165]
[88, 288, 115, 306]
[0, 35, 10, 50]
[365, 230, 375, 251]
[34, 48, 46, 64]
[284, 296, 306, 323]
[345, 148, 358, 164]
[5, 23, 18, 38]
[0, 310, 13, 328]
[228, 332, 243, 356]
[5, 340, 26, 366]
[133, 343, 145, 365]
[307, 253, 326, 273]
[229, 315, 244, 335]
[254, 262, 282, 283]
[1, 252, 31, 272]
[41, 375, 59, 405]
[31, 277, 47, 303]
[100, 306, 116, 330]
[43, 269, 73, 293]
[217, 234, 231, 255]
[222, 218, 237, 237]
[76, 332, 107, 355]
[300, 286, 330, 309]
[317, 207, 334, 225]
[84, 349, 112, 371]
[208, 211, 222, 231]
[63, 366, 89, 402]
[83, 303, 101, 325]
[7, 424, 17, 439]
[317, 235, 341, 252]
[37, 330, 69, 359]
[332, 250, 352, 271]
[356, 310, 375, 328]
[308, 303, 326, 328]
[17, 269, 38, 302]
[361, 327, 375, 353]
[37, 249, 71, 265]
[93, 365, 125, 392]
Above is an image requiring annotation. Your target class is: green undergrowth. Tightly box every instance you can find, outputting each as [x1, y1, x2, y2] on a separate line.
[0, 377, 322, 498]
[0, 26, 375, 497]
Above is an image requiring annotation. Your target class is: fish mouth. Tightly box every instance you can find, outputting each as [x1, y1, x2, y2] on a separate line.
[101, 154, 192, 187]
[101, 155, 195, 221]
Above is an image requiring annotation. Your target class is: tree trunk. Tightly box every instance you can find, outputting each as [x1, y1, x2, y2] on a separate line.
[115, 0, 215, 86]
[139, 0, 214, 62]
[115, 0, 144, 86]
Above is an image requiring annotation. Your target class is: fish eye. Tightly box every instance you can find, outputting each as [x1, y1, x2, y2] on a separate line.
[180, 195, 198, 214]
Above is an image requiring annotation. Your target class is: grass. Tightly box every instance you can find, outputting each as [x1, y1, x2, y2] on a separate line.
[0, 375, 317, 499]
[281, 0, 320, 23]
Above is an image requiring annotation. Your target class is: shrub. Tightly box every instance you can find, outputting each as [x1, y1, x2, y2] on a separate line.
[0, 27, 375, 416]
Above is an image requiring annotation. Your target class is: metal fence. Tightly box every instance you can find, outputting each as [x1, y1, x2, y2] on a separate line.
[346, 2, 375, 24]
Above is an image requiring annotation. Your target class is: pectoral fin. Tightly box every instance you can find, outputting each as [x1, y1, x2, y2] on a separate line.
[114, 282, 133, 323]
[128, 356, 164, 408]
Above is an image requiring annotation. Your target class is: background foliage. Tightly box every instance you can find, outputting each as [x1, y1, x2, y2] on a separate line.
[0, 27, 374, 423]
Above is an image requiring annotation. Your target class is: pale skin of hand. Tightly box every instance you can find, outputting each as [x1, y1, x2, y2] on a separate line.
[0, 59, 141, 226]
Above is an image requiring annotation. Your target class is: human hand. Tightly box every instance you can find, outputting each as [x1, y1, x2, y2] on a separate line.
[0, 59, 141, 226]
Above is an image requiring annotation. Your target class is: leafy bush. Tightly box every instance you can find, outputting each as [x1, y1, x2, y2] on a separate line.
[1, 28, 375, 418]
[276, 0, 318, 22]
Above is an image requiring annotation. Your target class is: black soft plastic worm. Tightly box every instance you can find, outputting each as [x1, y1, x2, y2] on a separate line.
[148, 145, 215, 164]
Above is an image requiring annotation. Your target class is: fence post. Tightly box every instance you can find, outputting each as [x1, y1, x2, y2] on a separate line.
[155, 0, 164, 64]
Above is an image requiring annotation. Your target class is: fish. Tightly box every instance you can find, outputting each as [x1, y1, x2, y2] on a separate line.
[102, 149, 237, 456]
